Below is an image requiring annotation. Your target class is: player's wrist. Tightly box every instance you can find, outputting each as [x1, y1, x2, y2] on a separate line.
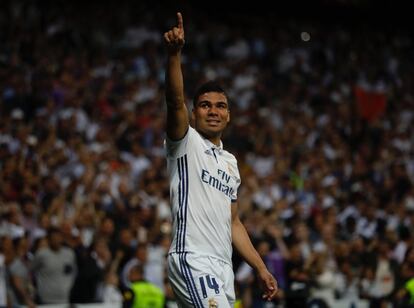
[254, 263, 268, 273]
[167, 48, 182, 56]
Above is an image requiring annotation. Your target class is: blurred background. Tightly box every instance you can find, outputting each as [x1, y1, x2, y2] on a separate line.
[0, 0, 413, 307]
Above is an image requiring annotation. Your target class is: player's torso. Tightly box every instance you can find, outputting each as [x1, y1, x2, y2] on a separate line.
[168, 128, 240, 263]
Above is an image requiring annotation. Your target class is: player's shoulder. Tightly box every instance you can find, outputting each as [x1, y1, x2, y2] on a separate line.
[165, 126, 194, 144]
[221, 148, 238, 164]
[188, 126, 197, 137]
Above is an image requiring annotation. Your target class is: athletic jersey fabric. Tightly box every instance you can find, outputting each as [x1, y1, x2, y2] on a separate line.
[165, 127, 241, 264]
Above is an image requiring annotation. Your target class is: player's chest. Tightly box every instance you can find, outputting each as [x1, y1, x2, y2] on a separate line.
[193, 148, 237, 190]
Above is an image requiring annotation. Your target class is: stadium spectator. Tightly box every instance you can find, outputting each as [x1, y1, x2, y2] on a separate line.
[32, 227, 77, 304]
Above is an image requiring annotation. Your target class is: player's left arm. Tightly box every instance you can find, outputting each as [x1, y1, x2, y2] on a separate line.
[231, 202, 278, 301]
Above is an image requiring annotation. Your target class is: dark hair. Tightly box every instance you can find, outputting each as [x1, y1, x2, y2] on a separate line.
[12, 236, 24, 249]
[192, 80, 229, 107]
[47, 226, 62, 238]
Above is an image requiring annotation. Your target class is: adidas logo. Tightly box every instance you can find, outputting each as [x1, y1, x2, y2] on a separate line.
[204, 149, 212, 156]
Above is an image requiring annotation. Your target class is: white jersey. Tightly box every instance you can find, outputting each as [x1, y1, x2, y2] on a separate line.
[0, 254, 6, 307]
[165, 127, 241, 264]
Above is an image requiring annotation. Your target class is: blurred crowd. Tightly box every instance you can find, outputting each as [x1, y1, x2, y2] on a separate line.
[0, 1, 413, 307]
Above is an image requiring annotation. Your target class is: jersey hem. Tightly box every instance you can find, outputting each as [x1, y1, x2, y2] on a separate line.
[168, 251, 233, 266]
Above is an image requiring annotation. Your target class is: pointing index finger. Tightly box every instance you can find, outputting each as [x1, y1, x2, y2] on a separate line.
[177, 12, 183, 29]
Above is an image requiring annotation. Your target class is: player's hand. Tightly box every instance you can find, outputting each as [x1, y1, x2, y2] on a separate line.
[164, 12, 185, 54]
[259, 269, 278, 301]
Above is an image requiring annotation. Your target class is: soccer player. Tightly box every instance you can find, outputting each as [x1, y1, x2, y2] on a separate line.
[163, 12, 278, 307]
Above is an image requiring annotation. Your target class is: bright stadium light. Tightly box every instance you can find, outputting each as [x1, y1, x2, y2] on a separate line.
[301, 31, 311, 42]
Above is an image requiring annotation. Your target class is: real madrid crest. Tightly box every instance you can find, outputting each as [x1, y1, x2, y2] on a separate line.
[208, 298, 218, 308]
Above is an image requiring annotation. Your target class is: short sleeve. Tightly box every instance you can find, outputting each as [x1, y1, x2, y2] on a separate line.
[229, 158, 241, 202]
[164, 127, 192, 159]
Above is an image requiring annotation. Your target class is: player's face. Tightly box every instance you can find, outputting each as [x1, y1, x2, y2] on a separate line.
[192, 92, 230, 140]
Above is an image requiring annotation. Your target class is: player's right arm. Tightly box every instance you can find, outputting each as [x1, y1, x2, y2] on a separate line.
[164, 12, 189, 140]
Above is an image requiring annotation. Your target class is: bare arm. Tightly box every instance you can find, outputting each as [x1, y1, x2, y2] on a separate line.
[231, 202, 278, 301]
[164, 12, 189, 140]
[10, 275, 36, 308]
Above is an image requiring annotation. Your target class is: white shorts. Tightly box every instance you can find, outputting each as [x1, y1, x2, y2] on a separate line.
[167, 252, 235, 308]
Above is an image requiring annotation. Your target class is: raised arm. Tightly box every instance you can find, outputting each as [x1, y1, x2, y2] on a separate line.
[164, 12, 189, 140]
[231, 203, 278, 301]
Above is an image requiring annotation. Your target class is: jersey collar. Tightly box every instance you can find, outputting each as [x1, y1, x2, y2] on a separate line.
[199, 131, 223, 154]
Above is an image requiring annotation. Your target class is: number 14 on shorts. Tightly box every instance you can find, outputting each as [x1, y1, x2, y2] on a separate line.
[199, 274, 220, 298]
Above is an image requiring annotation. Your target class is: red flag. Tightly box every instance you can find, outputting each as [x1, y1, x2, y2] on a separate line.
[354, 85, 387, 123]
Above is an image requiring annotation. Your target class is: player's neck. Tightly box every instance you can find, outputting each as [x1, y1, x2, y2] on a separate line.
[197, 129, 221, 146]
[210, 138, 221, 147]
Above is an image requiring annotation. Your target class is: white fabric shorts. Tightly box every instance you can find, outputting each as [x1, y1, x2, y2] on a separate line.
[167, 252, 235, 308]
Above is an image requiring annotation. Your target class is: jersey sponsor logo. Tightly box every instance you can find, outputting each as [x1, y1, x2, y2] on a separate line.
[201, 168, 234, 199]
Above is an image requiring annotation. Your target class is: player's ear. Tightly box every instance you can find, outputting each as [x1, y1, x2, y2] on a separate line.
[226, 110, 230, 123]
